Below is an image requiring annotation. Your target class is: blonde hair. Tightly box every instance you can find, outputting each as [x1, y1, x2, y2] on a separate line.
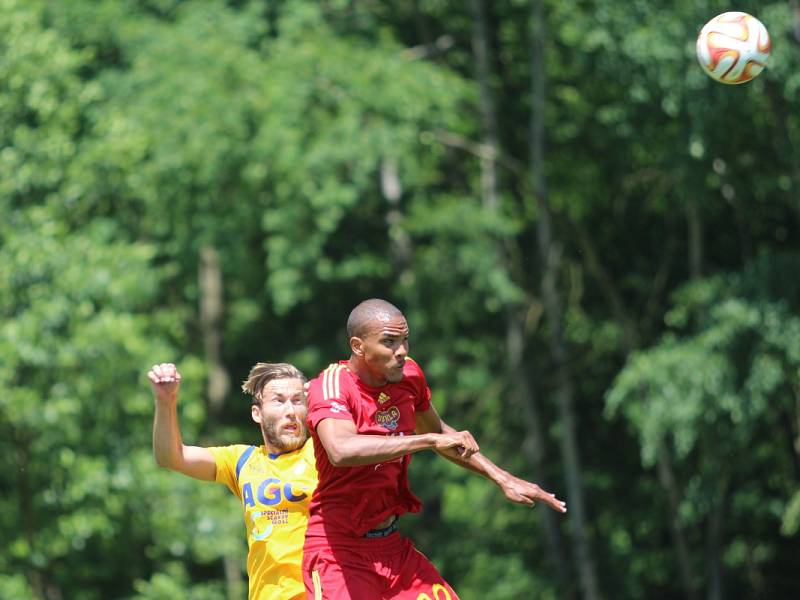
[241, 362, 306, 405]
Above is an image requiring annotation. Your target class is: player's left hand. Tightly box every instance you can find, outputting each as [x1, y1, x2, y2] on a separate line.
[499, 474, 567, 513]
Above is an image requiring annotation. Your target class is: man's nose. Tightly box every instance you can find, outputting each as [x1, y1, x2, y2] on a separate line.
[286, 402, 304, 418]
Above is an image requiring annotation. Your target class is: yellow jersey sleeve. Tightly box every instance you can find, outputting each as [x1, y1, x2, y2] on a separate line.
[207, 444, 254, 499]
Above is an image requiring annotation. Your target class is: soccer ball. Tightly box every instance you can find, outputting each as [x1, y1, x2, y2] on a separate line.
[696, 12, 771, 84]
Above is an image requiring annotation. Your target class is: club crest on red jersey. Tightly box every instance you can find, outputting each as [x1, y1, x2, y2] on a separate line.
[378, 392, 391, 404]
[376, 406, 401, 430]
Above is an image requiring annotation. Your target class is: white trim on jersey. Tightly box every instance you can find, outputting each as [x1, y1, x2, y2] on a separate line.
[322, 363, 343, 400]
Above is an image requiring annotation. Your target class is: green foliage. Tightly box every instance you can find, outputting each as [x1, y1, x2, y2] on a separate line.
[0, 0, 98, 207]
[4, 0, 800, 597]
[0, 208, 182, 596]
[132, 562, 226, 600]
[606, 261, 800, 594]
[782, 490, 800, 536]
[247, 8, 472, 313]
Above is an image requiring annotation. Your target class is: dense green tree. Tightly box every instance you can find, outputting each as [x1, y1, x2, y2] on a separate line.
[3, 0, 800, 598]
[607, 256, 800, 599]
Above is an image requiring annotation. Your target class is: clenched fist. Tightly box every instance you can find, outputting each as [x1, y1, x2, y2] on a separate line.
[148, 363, 182, 402]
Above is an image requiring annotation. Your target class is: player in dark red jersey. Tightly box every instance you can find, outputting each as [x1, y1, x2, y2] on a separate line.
[302, 298, 567, 599]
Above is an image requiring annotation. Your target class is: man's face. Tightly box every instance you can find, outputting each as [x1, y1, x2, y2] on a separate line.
[357, 314, 409, 385]
[251, 377, 308, 454]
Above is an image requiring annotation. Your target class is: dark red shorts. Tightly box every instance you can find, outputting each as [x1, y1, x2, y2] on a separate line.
[303, 533, 459, 600]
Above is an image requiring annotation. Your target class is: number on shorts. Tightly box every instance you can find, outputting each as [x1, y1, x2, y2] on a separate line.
[417, 583, 452, 600]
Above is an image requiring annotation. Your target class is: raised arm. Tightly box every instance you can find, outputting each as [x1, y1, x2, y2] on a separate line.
[415, 406, 567, 513]
[149, 363, 217, 482]
[315, 417, 479, 467]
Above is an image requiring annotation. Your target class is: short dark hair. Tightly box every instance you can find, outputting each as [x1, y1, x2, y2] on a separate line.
[241, 362, 306, 405]
[346, 298, 404, 339]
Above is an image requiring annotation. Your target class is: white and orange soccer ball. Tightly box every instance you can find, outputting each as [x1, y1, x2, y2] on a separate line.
[696, 12, 771, 84]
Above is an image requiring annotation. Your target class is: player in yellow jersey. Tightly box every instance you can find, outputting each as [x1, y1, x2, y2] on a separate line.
[149, 361, 315, 600]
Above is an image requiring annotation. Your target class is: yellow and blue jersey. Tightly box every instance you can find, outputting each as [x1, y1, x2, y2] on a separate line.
[209, 439, 316, 600]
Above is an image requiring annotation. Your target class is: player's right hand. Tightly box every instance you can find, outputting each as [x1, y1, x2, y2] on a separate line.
[147, 363, 182, 401]
[432, 430, 479, 459]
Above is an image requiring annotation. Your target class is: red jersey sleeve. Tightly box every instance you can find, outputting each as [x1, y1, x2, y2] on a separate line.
[406, 358, 432, 412]
[307, 363, 354, 431]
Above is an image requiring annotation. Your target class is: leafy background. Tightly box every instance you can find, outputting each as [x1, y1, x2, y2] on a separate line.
[2, 1, 799, 598]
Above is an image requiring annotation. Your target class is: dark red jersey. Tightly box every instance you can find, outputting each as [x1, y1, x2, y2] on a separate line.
[305, 359, 432, 540]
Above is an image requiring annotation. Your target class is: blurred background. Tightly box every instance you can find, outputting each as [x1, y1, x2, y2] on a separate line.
[2, 0, 800, 598]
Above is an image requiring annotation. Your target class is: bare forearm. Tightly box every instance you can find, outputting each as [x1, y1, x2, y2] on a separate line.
[437, 421, 508, 483]
[327, 432, 438, 467]
[436, 447, 509, 483]
[152, 398, 184, 470]
[431, 415, 565, 511]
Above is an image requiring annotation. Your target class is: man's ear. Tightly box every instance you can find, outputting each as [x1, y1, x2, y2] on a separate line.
[251, 403, 262, 424]
[350, 336, 364, 356]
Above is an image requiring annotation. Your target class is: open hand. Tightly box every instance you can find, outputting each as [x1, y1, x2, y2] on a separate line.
[500, 474, 567, 513]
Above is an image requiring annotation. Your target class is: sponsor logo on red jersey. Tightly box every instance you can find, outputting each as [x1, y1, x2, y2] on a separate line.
[328, 401, 347, 414]
[375, 406, 401, 430]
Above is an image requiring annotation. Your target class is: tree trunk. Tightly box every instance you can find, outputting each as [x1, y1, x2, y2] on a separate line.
[530, 2, 601, 599]
[657, 443, 699, 600]
[199, 245, 229, 422]
[468, 0, 573, 592]
[381, 156, 413, 272]
[792, 0, 800, 43]
[573, 217, 698, 597]
[572, 220, 638, 349]
[224, 554, 246, 600]
[686, 195, 703, 280]
[705, 479, 728, 600]
[199, 246, 238, 599]
[793, 382, 800, 473]
[508, 313, 575, 598]
[411, 0, 435, 57]
[469, 0, 500, 212]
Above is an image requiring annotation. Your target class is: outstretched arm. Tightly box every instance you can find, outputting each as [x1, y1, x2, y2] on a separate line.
[415, 406, 567, 513]
[316, 417, 479, 467]
[149, 363, 217, 482]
